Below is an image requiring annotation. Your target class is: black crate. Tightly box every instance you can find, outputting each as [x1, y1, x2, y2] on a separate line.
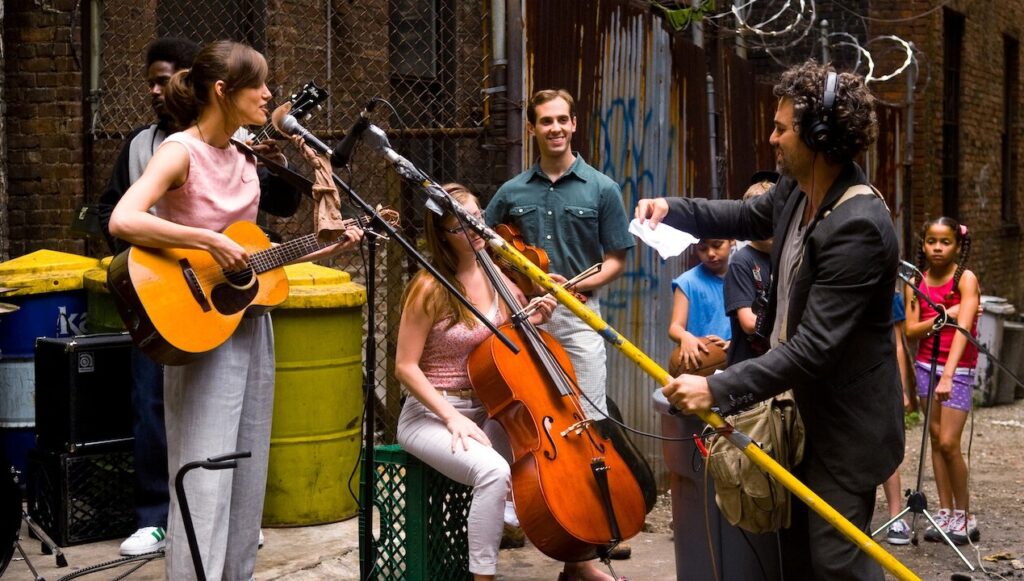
[34, 333, 134, 452]
[26, 445, 135, 546]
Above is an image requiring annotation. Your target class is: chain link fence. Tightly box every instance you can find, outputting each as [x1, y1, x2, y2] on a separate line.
[87, 0, 501, 444]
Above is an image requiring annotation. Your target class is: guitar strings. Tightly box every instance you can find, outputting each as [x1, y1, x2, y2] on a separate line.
[183, 213, 390, 288]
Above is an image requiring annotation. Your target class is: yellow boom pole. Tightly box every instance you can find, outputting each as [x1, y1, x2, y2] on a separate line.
[486, 236, 920, 581]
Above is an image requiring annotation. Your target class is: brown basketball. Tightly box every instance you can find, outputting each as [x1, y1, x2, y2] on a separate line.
[668, 337, 727, 377]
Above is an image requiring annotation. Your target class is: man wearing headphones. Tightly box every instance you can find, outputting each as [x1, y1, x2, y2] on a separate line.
[637, 61, 904, 580]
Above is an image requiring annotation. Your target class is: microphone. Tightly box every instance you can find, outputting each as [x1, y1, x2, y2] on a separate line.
[275, 113, 333, 157]
[898, 260, 923, 281]
[331, 99, 378, 167]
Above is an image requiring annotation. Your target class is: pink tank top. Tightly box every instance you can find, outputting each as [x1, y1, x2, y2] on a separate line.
[420, 289, 507, 391]
[916, 275, 978, 368]
[154, 132, 259, 231]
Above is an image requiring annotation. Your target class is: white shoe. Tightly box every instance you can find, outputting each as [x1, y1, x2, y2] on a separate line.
[258, 529, 265, 549]
[119, 526, 166, 556]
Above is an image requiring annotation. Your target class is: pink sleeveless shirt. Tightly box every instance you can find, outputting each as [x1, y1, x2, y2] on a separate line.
[916, 275, 978, 368]
[420, 291, 507, 391]
[154, 132, 259, 231]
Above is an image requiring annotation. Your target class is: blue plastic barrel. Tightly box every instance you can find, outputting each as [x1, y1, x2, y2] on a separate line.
[0, 250, 98, 479]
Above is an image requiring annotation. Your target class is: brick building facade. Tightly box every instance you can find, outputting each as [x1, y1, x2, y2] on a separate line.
[2, 1, 1023, 296]
[870, 0, 1024, 304]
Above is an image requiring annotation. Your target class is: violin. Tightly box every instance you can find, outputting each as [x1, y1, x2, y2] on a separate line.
[467, 250, 645, 562]
[492, 223, 587, 303]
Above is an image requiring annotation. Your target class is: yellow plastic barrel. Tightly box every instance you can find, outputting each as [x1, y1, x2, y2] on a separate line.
[83, 257, 126, 333]
[263, 262, 367, 526]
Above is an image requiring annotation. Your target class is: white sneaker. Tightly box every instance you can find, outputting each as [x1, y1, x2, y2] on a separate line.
[924, 508, 951, 542]
[258, 529, 265, 549]
[119, 526, 166, 556]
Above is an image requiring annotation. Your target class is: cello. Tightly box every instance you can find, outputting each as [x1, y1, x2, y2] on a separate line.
[467, 249, 645, 563]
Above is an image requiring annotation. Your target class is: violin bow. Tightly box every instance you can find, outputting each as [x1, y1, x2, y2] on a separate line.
[519, 263, 602, 318]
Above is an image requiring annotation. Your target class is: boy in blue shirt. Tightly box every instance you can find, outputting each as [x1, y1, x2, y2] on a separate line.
[668, 238, 733, 369]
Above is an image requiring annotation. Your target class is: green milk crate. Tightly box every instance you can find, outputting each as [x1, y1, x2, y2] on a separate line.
[364, 444, 473, 580]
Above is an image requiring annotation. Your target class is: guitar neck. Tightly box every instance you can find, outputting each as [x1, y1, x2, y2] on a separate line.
[247, 215, 372, 272]
[250, 121, 279, 145]
[248, 232, 338, 273]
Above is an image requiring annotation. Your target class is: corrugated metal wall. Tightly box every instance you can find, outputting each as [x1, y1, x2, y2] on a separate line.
[521, 0, 901, 489]
[524, 0, 713, 487]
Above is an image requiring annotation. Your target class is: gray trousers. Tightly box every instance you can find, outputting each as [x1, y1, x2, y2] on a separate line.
[782, 449, 883, 580]
[163, 315, 275, 581]
[542, 297, 608, 417]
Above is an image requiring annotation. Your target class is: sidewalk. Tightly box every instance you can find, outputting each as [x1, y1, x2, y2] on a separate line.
[10, 509, 674, 580]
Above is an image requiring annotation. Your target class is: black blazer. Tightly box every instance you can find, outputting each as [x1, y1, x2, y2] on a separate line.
[663, 162, 904, 492]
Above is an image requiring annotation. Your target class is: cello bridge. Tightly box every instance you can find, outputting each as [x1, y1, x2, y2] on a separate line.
[560, 419, 593, 437]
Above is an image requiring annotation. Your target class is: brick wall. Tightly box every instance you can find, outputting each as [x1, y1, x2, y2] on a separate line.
[871, 0, 1024, 305]
[4, 0, 86, 258]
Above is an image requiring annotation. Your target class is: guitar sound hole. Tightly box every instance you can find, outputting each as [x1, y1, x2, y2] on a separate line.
[224, 268, 256, 290]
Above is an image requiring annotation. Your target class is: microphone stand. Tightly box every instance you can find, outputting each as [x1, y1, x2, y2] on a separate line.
[871, 269, 1023, 570]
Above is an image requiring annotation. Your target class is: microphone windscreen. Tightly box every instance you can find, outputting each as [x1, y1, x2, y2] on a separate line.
[270, 102, 293, 135]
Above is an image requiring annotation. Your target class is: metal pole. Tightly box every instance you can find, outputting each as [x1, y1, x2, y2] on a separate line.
[734, 0, 747, 58]
[691, 0, 704, 48]
[706, 74, 720, 199]
[483, 240, 922, 581]
[820, 19, 830, 63]
[902, 49, 916, 254]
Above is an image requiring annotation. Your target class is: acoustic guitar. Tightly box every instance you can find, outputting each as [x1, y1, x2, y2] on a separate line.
[107, 210, 398, 366]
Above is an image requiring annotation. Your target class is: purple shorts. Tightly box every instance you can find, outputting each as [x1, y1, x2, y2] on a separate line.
[914, 361, 974, 412]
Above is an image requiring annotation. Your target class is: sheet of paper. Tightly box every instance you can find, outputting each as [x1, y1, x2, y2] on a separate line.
[629, 218, 698, 259]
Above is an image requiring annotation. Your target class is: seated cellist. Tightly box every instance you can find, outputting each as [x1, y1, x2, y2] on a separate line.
[394, 183, 621, 581]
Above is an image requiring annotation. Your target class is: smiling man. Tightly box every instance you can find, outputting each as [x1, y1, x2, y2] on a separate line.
[484, 89, 637, 575]
[486, 89, 634, 419]
[636, 61, 904, 580]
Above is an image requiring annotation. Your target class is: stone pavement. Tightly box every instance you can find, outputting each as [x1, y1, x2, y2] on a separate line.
[8, 510, 674, 580]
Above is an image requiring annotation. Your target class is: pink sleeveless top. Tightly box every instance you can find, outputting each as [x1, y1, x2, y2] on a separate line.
[420, 290, 507, 391]
[154, 132, 259, 231]
[916, 275, 978, 368]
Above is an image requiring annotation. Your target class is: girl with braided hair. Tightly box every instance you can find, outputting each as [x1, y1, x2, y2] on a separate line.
[904, 217, 980, 546]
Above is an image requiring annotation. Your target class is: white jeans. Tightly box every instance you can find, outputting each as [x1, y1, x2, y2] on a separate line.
[396, 395, 511, 575]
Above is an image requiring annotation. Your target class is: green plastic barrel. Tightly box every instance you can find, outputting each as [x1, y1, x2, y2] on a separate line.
[263, 262, 367, 526]
[83, 257, 126, 333]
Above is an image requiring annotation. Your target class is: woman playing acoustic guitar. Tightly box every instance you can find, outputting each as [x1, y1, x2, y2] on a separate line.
[395, 184, 622, 581]
[109, 41, 362, 579]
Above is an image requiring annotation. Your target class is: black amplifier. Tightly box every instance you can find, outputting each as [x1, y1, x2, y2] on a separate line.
[34, 333, 134, 452]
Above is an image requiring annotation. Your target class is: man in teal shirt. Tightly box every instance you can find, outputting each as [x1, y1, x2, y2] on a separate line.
[485, 88, 637, 572]
[485, 89, 635, 418]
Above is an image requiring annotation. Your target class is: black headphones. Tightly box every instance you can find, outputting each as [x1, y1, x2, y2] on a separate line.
[805, 71, 838, 151]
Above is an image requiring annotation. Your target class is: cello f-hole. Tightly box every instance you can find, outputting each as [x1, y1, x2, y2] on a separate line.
[542, 416, 558, 460]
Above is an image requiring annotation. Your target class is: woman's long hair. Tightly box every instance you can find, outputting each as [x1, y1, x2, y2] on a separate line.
[402, 183, 483, 329]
